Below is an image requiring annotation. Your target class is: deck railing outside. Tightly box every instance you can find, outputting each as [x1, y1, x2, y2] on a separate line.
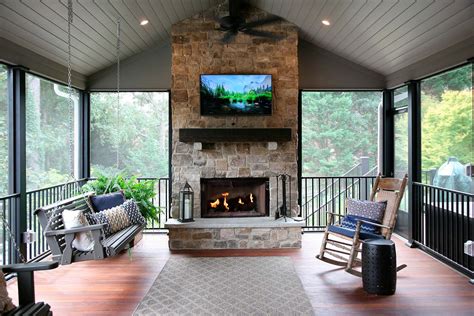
[412, 182, 473, 277]
[300, 176, 377, 231]
[0, 193, 20, 265]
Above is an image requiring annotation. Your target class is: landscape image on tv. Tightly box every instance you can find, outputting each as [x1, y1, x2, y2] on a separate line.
[200, 74, 272, 115]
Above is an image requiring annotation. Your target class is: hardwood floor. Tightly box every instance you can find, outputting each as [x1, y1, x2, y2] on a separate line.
[7, 233, 473, 315]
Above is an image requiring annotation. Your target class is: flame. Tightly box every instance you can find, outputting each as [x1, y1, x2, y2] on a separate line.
[210, 199, 220, 208]
[222, 192, 229, 210]
[238, 198, 244, 205]
[250, 193, 254, 203]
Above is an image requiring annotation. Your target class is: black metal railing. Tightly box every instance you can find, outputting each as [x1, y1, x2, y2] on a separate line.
[0, 193, 20, 265]
[26, 179, 88, 261]
[137, 177, 170, 231]
[300, 176, 377, 231]
[413, 182, 473, 277]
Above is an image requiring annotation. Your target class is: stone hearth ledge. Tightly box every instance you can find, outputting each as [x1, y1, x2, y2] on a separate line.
[165, 217, 304, 250]
[165, 217, 305, 228]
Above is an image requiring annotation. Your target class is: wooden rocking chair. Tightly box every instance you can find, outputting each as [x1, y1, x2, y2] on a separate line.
[316, 174, 408, 277]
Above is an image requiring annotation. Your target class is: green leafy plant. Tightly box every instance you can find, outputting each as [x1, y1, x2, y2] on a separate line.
[82, 174, 161, 221]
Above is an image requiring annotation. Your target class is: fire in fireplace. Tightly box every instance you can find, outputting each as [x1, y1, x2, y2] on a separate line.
[201, 178, 269, 218]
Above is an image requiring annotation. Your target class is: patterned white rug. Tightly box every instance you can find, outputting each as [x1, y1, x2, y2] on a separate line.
[134, 256, 314, 315]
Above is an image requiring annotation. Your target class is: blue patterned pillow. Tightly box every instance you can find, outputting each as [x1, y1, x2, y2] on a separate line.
[341, 215, 381, 234]
[121, 200, 146, 225]
[86, 199, 145, 237]
[346, 198, 387, 223]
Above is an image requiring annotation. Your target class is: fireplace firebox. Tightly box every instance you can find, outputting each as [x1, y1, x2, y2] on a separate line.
[201, 178, 269, 218]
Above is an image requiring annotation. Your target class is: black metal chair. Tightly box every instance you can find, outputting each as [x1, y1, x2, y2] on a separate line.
[2, 261, 58, 316]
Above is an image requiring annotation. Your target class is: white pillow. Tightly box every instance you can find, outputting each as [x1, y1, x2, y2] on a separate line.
[62, 209, 95, 252]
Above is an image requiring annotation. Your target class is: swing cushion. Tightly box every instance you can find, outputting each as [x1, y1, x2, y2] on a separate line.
[89, 191, 126, 212]
[87, 200, 145, 237]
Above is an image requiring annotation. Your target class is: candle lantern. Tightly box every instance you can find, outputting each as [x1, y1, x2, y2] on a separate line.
[179, 182, 194, 222]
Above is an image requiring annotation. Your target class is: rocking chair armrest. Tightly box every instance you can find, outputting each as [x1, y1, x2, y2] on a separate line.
[356, 218, 391, 230]
[2, 261, 59, 273]
[44, 223, 106, 237]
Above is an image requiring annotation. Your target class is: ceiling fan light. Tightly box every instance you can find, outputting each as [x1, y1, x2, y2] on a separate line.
[322, 20, 330, 26]
[140, 19, 149, 26]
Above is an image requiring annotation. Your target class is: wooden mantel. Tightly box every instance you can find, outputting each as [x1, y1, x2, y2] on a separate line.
[179, 128, 292, 143]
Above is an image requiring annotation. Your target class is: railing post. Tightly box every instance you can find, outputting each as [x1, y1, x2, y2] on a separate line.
[359, 157, 369, 199]
[407, 80, 421, 248]
[382, 89, 394, 177]
[78, 90, 90, 179]
[8, 66, 28, 263]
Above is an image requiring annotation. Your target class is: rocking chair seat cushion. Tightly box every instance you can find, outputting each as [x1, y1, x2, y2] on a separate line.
[328, 224, 384, 240]
[341, 215, 381, 234]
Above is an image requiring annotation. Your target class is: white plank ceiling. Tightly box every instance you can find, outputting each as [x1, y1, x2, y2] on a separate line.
[0, 0, 472, 76]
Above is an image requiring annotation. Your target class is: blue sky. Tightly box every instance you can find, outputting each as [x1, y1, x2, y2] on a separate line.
[202, 74, 271, 93]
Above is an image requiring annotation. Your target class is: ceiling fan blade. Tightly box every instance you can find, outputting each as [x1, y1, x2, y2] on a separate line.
[240, 15, 281, 30]
[222, 31, 237, 44]
[241, 29, 284, 41]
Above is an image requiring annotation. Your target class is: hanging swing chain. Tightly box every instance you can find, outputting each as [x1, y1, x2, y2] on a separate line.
[0, 214, 27, 263]
[45, 0, 94, 232]
[115, 18, 121, 170]
[67, 0, 74, 178]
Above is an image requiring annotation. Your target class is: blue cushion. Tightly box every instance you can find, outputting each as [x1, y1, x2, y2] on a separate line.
[328, 224, 383, 240]
[341, 215, 380, 234]
[89, 191, 125, 212]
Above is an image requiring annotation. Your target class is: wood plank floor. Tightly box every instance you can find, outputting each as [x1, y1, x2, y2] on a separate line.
[7, 233, 474, 315]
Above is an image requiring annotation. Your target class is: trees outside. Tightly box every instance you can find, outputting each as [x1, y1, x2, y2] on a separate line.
[421, 65, 473, 183]
[0, 65, 7, 195]
[90, 92, 169, 179]
[302, 91, 381, 176]
[25, 74, 80, 191]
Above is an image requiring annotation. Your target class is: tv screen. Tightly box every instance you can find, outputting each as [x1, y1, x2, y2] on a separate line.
[200, 74, 272, 116]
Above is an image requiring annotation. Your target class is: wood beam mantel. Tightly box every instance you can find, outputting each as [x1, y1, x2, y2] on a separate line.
[178, 128, 292, 143]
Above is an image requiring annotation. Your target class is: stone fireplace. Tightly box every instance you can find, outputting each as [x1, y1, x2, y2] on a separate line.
[201, 177, 269, 218]
[166, 3, 302, 249]
[170, 4, 299, 220]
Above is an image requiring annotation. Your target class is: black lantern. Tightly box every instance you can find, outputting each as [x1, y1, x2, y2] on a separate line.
[179, 182, 194, 222]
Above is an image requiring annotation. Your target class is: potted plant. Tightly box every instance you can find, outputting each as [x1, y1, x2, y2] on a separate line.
[82, 174, 161, 223]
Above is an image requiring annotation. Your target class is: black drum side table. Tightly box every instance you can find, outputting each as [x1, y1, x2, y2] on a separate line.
[362, 239, 397, 295]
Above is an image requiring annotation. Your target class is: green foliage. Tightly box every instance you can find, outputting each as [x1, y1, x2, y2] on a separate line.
[422, 66, 472, 100]
[421, 90, 473, 170]
[0, 66, 8, 195]
[302, 91, 380, 176]
[82, 174, 161, 221]
[90, 92, 169, 178]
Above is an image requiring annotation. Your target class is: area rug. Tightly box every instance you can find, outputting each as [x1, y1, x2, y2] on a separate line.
[134, 256, 314, 315]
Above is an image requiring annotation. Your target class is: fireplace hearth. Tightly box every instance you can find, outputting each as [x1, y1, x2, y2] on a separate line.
[201, 178, 269, 218]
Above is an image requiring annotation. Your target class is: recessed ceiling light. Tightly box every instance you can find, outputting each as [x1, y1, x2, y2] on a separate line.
[140, 19, 149, 26]
[322, 20, 330, 26]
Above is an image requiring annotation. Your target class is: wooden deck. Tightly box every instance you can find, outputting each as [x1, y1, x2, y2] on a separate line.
[7, 233, 473, 315]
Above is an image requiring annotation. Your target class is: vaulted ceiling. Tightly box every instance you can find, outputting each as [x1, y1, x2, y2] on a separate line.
[0, 0, 472, 77]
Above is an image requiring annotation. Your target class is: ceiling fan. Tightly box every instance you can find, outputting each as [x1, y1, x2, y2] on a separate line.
[215, 0, 284, 43]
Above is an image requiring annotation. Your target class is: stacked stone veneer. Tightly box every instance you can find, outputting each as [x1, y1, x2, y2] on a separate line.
[169, 227, 302, 250]
[170, 3, 299, 219]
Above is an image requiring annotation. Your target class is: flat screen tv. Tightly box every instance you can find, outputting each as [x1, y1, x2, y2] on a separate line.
[200, 74, 272, 116]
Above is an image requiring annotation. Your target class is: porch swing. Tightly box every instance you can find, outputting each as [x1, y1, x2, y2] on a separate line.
[34, 0, 145, 265]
